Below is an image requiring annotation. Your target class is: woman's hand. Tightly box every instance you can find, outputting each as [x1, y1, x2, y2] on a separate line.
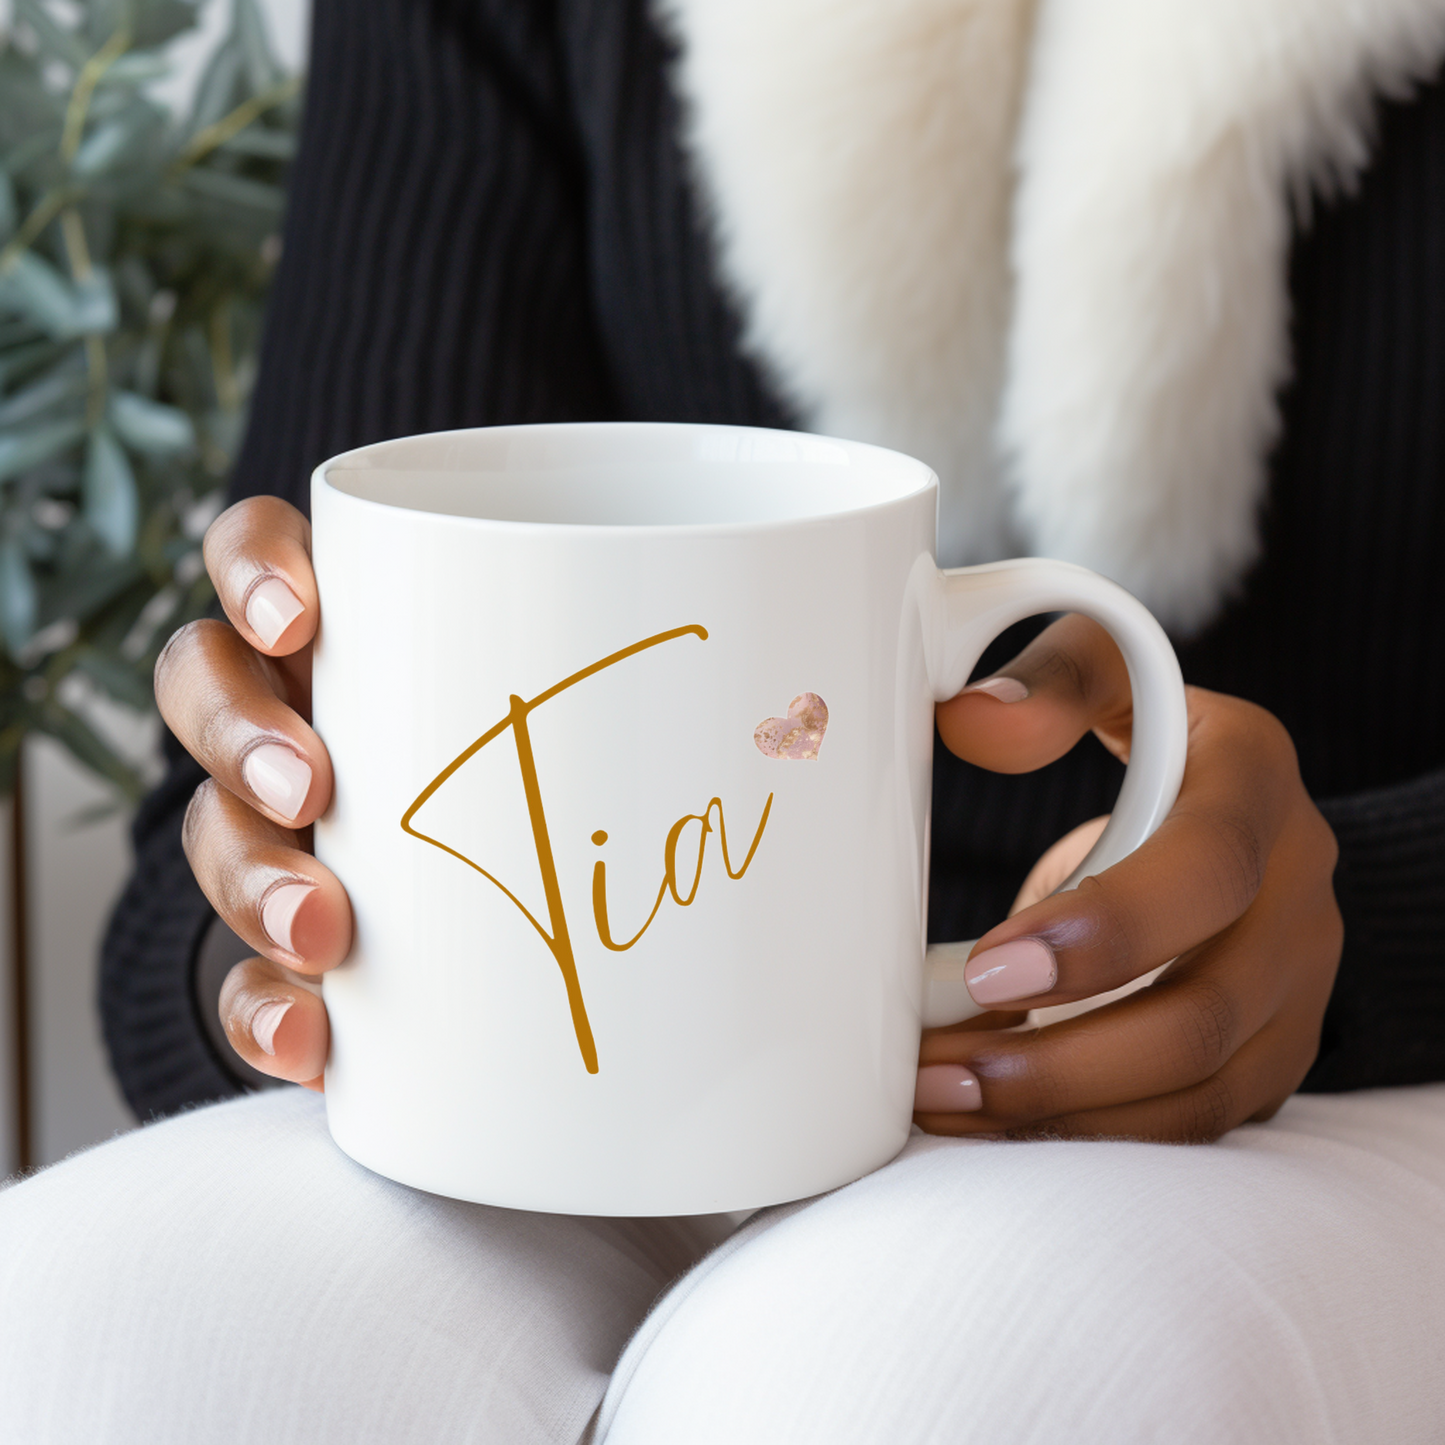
[160, 504, 1342, 1134]
[916, 615, 1343, 1142]
[155, 497, 342, 1089]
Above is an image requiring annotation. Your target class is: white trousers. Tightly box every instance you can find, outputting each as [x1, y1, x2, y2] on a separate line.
[3, 1086, 1444, 1444]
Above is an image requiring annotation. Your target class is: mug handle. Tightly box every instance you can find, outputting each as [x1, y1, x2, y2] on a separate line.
[920, 558, 1189, 1027]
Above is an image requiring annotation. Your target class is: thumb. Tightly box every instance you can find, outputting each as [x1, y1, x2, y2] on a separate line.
[935, 613, 1135, 774]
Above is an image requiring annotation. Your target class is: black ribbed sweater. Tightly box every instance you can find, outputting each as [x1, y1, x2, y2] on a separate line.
[101, 0, 1445, 1115]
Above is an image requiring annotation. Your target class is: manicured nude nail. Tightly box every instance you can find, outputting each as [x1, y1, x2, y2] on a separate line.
[243, 743, 312, 822]
[965, 938, 1057, 1006]
[962, 676, 1029, 703]
[914, 1065, 983, 1113]
[245, 576, 305, 649]
[261, 881, 316, 957]
[250, 998, 293, 1056]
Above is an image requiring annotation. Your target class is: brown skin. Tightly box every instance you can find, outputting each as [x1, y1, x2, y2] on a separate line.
[924, 616, 1343, 1141]
[158, 498, 1343, 1137]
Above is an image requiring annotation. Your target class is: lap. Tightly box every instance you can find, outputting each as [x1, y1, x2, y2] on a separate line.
[599, 1086, 1445, 1445]
[6, 1086, 1444, 1445]
[0, 1090, 723, 1445]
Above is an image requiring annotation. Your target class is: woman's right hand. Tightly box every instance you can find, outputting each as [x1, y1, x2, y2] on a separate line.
[155, 496, 343, 1089]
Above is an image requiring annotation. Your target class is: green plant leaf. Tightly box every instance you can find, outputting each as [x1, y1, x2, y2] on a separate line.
[13, 0, 89, 68]
[0, 418, 86, 483]
[108, 389, 195, 453]
[0, 319, 43, 350]
[130, 0, 201, 50]
[0, 172, 16, 242]
[0, 536, 38, 657]
[188, 37, 243, 134]
[0, 250, 117, 339]
[0, 363, 86, 427]
[0, 0, 294, 798]
[0, 252, 82, 339]
[73, 107, 162, 179]
[96, 54, 175, 88]
[78, 572, 155, 650]
[38, 702, 146, 800]
[3, 128, 63, 182]
[217, 128, 296, 161]
[23, 526, 58, 563]
[0, 339, 69, 391]
[83, 0, 127, 47]
[180, 167, 285, 214]
[73, 643, 153, 711]
[233, 0, 282, 94]
[83, 424, 139, 555]
[41, 548, 143, 623]
[71, 266, 119, 334]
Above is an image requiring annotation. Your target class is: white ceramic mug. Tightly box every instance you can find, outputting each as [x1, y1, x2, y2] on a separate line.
[311, 422, 1187, 1215]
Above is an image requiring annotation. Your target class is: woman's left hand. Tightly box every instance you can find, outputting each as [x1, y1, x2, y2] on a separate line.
[916, 614, 1343, 1142]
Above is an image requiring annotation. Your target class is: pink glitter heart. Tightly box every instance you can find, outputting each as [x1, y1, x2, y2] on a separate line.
[754, 693, 828, 761]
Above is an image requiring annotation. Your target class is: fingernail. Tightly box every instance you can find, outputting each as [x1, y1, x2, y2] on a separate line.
[261, 881, 316, 956]
[914, 1065, 983, 1113]
[245, 576, 305, 649]
[962, 676, 1029, 703]
[243, 743, 312, 822]
[250, 998, 293, 1056]
[965, 937, 1057, 1005]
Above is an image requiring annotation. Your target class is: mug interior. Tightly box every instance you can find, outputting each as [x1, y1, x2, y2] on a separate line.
[320, 422, 935, 529]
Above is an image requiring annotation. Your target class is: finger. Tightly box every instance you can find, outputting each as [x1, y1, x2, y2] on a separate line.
[917, 965, 1268, 1131]
[935, 614, 1132, 775]
[220, 955, 328, 1088]
[920, 909, 1307, 1128]
[958, 691, 1309, 1009]
[918, 1016, 1316, 1144]
[1000, 1018, 1320, 1143]
[917, 805, 1342, 1132]
[925, 1009, 1032, 1037]
[156, 618, 330, 828]
[203, 495, 316, 655]
[184, 778, 352, 973]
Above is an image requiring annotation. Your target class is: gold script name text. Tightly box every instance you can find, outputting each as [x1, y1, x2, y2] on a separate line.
[400, 626, 772, 1073]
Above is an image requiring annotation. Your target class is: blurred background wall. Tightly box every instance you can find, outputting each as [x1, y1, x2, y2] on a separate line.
[1, 0, 309, 1179]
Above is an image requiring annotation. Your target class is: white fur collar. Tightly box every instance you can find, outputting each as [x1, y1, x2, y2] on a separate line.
[658, 0, 1445, 632]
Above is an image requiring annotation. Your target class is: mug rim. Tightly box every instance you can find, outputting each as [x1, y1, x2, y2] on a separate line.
[313, 420, 939, 537]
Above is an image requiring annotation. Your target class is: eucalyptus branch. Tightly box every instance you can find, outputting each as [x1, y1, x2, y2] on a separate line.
[0, 189, 80, 276]
[60, 25, 134, 164]
[171, 77, 302, 175]
[0, 0, 298, 802]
